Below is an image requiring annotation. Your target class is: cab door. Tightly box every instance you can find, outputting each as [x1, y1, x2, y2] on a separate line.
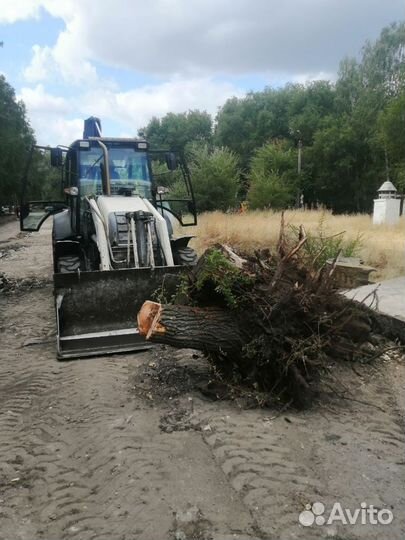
[19, 145, 67, 232]
[20, 201, 68, 232]
[64, 149, 80, 234]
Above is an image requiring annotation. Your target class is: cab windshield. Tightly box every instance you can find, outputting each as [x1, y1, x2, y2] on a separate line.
[79, 145, 152, 198]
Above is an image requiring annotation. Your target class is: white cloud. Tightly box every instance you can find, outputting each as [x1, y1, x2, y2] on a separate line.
[19, 84, 69, 114]
[23, 29, 98, 85]
[50, 12, 98, 85]
[49, 117, 84, 143]
[79, 77, 244, 130]
[18, 77, 244, 145]
[18, 85, 80, 144]
[18, 0, 404, 83]
[0, 0, 42, 23]
[23, 45, 53, 82]
[291, 71, 337, 85]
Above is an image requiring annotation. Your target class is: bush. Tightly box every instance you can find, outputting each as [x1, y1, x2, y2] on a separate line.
[289, 212, 363, 268]
[187, 144, 240, 212]
[247, 140, 297, 209]
[248, 173, 294, 210]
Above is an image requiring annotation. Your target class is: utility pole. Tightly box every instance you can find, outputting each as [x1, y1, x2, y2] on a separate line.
[297, 138, 302, 175]
[384, 144, 390, 182]
[296, 132, 303, 208]
[289, 128, 303, 208]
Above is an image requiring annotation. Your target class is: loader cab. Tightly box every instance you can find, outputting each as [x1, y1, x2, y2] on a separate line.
[63, 139, 153, 234]
[19, 135, 197, 233]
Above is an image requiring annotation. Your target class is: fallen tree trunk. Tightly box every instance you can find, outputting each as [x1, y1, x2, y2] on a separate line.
[136, 230, 401, 408]
[138, 300, 243, 353]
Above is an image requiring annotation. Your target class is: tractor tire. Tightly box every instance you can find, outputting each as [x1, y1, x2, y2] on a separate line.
[57, 255, 81, 274]
[173, 246, 198, 266]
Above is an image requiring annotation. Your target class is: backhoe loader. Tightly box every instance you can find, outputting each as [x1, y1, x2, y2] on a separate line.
[20, 117, 198, 359]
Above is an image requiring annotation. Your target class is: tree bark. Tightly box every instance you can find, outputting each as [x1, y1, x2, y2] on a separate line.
[138, 300, 243, 353]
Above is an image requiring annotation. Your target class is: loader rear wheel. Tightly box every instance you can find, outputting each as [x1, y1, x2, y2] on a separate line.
[173, 246, 198, 266]
[57, 255, 81, 273]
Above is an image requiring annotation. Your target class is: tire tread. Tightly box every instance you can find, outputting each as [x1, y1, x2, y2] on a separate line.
[57, 255, 81, 273]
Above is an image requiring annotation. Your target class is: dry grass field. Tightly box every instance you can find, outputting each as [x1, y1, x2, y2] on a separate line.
[189, 209, 405, 281]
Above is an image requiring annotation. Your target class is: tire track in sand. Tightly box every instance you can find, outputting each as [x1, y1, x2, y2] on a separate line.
[0, 291, 257, 540]
[195, 367, 405, 540]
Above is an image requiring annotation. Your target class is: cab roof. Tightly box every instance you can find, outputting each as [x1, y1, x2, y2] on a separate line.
[69, 137, 148, 149]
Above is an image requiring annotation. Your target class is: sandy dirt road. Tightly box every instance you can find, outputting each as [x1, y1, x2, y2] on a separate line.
[0, 218, 404, 540]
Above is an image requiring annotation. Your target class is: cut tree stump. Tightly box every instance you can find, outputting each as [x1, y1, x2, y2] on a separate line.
[138, 300, 243, 353]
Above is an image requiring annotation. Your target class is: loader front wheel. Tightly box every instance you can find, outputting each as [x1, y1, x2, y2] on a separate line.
[57, 255, 81, 273]
[173, 246, 198, 266]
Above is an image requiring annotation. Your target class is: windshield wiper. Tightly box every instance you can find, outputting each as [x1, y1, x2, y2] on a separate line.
[86, 154, 104, 176]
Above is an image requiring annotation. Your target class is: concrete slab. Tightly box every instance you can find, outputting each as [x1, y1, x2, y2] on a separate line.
[345, 276, 405, 322]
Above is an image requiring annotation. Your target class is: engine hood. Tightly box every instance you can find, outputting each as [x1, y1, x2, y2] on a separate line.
[96, 195, 150, 232]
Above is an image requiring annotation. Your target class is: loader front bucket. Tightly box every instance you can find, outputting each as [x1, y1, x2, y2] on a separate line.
[54, 266, 184, 359]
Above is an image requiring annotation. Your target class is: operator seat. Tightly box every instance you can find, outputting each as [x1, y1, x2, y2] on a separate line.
[109, 166, 121, 195]
[109, 166, 120, 179]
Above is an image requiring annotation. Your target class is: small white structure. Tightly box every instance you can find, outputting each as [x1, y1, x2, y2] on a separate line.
[373, 181, 400, 225]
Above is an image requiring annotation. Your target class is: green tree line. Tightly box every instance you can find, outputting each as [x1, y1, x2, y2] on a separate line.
[141, 22, 405, 213]
[0, 75, 34, 209]
[0, 75, 59, 210]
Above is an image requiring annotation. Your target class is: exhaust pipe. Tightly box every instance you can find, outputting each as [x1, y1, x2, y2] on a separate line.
[97, 140, 111, 196]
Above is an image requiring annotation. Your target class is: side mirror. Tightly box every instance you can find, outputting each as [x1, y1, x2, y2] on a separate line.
[50, 147, 63, 167]
[157, 186, 170, 195]
[165, 152, 178, 171]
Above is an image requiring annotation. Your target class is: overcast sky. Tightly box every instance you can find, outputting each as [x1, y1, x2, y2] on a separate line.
[0, 0, 403, 145]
